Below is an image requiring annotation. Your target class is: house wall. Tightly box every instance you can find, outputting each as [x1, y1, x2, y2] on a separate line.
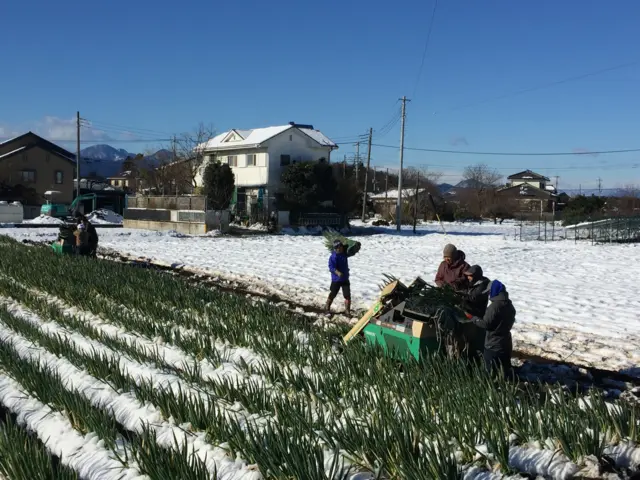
[509, 179, 545, 189]
[0, 145, 74, 204]
[265, 129, 332, 188]
[195, 129, 333, 192]
[198, 148, 269, 188]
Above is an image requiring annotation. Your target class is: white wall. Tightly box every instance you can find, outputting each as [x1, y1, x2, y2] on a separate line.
[510, 179, 545, 189]
[196, 129, 334, 193]
[266, 129, 333, 188]
[194, 149, 268, 188]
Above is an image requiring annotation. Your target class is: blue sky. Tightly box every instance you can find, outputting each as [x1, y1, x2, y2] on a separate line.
[2, 0, 640, 190]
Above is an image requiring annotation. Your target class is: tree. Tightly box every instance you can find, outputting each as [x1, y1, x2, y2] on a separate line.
[281, 162, 337, 209]
[174, 123, 216, 189]
[202, 161, 235, 210]
[461, 163, 502, 189]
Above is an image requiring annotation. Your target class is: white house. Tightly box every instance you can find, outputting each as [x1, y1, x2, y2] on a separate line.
[195, 122, 338, 213]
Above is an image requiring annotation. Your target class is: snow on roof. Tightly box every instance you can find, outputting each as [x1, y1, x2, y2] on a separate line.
[0, 146, 26, 160]
[371, 188, 426, 199]
[545, 185, 556, 191]
[198, 125, 337, 151]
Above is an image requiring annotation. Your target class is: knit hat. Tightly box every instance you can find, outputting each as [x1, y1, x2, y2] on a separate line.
[464, 265, 483, 278]
[443, 244, 457, 257]
[333, 239, 343, 249]
[483, 280, 505, 298]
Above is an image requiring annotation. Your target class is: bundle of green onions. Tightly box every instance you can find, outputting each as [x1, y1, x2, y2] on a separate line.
[322, 230, 361, 255]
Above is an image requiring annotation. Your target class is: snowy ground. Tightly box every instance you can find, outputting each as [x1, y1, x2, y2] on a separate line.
[2, 222, 639, 375]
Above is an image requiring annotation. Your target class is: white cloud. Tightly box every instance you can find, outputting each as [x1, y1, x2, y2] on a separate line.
[0, 116, 142, 143]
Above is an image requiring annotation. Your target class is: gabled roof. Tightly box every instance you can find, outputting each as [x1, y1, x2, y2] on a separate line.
[0, 143, 75, 165]
[507, 169, 550, 181]
[0, 131, 75, 163]
[198, 123, 338, 151]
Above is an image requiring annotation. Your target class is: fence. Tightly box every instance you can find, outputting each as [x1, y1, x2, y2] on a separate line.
[513, 212, 565, 242]
[127, 195, 207, 211]
[564, 215, 640, 244]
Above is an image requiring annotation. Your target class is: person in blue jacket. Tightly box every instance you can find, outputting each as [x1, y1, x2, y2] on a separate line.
[326, 239, 360, 316]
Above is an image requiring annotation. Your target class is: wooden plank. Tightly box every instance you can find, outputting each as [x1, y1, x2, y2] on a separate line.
[343, 300, 383, 343]
[343, 280, 404, 344]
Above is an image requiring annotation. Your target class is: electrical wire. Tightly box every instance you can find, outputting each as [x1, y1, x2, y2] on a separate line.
[437, 59, 640, 114]
[81, 119, 174, 137]
[412, 0, 439, 99]
[370, 143, 640, 156]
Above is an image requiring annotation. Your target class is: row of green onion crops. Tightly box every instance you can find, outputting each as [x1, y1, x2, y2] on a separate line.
[0, 235, 639, 479]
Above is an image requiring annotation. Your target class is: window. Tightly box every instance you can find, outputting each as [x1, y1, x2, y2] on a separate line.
[280, 154, 291, 166]
[227, 155, 238, 167]
[20, 170, 36, 183]
[54, 170, 63, 184]
[246, 154, 257, 166]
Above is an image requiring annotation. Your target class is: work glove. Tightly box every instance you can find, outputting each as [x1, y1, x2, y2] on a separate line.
[465, 313, 473, 320]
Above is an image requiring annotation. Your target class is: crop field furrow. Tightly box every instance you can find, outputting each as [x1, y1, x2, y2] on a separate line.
[0, 299, 367, 479]
[1, 236, 640, 479]
[0, 308, 266, 479]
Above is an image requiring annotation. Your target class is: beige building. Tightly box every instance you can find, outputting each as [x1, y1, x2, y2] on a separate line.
[0, 132, 76, 209]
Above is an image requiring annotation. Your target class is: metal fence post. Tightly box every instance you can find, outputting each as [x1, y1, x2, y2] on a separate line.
[544, 218, 547, 243]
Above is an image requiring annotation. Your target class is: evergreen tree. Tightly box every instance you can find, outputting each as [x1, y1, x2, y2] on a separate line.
[203, 161, 235, 210]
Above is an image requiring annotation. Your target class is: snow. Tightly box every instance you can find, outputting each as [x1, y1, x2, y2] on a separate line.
[199, 124, 336, 150]
[23, 215, 64, 225]
[0, 374, 145, 480]
[0, 146, 26, 159]
[2, 222, 640, 373]
[370, 188, 427, 199]
[86, 209, 123, 225]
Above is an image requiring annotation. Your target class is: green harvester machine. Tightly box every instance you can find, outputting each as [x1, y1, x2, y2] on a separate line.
[344, 277, 484, 361]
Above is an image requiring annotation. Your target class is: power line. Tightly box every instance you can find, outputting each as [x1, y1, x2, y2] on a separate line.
[370, 142, 640, 156]
[82, 119, 174, 137]
[412, 0, 439, 98]
[437, 59, 640, 114]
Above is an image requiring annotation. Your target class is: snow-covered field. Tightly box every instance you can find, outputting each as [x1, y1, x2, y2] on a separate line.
[2, 222, 639, 375]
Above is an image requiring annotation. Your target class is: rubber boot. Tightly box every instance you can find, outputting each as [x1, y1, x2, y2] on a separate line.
[344, 300, 351, 317]
[325, 297, 333, 315]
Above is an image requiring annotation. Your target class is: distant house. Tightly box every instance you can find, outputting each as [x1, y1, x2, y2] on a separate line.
[498, 170, 558, 212]
[194, 122, 338, 213]
[107, 170, 138, 193]
[371, 188, 436, 219]
[0, 132, 76, 218]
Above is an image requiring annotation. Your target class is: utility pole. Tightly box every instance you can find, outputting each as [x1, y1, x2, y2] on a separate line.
[372, 167, 377, 193]
[579, 184, 582, 195]
[554, 176, 560, 192]
[396, 95, 410, 231]
[172, 135, 178, 196]
[76, 111, 81, 198]
[413, 171, 420, 233]
[355, 141, 360, 184]
[597, 177, 602, 196]
[343, 155, 346, 178]
[361, 127, 373, 221]
[385, 168, 389, 218]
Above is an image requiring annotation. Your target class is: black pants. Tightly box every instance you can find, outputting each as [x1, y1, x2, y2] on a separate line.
[483, 349, 512, 378]
[329, 280, 351, 301]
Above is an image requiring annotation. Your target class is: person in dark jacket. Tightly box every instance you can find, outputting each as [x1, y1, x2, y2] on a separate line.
[435, 244, 470, 291]
[462, 265, 490, 318]
[326, 239, 360, 316]
[465, 279, 516, 377]
[76, 214, 98, 257]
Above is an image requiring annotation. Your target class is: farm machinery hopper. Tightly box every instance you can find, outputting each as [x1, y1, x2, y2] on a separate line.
[343, 277, 484, 361]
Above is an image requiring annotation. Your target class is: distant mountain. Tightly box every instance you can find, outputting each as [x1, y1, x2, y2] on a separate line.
[438, 183, 455, 193]
[79, 144, 133, 178]
[78, 145, 177, 179]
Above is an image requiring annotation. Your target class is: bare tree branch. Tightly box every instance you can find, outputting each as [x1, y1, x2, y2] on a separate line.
[462, 163, 502, 189]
